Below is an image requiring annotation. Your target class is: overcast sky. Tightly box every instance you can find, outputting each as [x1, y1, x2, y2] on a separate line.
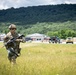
[0, 0, 76, 10]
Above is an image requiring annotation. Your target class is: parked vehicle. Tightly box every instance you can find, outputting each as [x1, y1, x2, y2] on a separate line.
[25, 37, 32, 42]
[66, 37, 73, 44]
[49, 36, 60, 43]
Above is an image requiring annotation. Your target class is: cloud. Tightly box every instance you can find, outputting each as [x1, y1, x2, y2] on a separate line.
[0, 0, 76, 10]
[64, 0, 76, 4]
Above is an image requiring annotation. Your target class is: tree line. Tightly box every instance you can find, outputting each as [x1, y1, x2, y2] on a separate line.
[0, 4, 76, 39]
[0, 21, 76, 39]
[0, 4, 76, 24]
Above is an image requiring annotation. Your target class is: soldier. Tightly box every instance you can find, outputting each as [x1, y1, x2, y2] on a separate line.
[3, 24, 24, 64]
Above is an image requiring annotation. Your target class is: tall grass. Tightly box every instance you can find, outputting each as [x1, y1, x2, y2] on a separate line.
[0, 42, 76, 75]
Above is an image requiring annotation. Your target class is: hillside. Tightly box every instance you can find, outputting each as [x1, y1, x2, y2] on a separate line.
[0, 4, 76, 38]
[0, 4, 76, 24]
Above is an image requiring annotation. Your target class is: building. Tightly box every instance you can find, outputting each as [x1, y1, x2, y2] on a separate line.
[0, 34, 6, 41]
[25, 33, 50, 42]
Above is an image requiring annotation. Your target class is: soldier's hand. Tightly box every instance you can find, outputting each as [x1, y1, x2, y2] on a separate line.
[16, 39, 22, 42]
[16, 39, 25, 42]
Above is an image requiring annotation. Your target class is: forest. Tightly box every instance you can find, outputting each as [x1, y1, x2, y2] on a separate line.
[0, 4, 76, 39]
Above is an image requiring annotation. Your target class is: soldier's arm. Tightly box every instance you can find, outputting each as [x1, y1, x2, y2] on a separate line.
[3, 36, 9, 42]
[15, 34, 25, 42]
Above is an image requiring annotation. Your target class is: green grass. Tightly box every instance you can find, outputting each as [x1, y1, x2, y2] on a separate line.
[0, 42, 76, 75]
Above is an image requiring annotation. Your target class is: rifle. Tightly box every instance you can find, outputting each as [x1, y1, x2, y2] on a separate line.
[9, 48, 19, 57]
[4, 35, 25, 56]
[4, 34, 25, 47]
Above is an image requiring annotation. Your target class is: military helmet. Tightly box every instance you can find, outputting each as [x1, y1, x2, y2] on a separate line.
[9, 24, 16, 29]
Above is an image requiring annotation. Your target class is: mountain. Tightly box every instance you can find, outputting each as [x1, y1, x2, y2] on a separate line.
[0, 4, 76, 24]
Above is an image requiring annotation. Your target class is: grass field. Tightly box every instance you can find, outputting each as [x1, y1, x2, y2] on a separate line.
[0, 42, 76, 75]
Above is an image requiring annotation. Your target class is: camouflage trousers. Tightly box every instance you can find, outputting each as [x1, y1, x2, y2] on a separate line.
[7, 48, 19, 64]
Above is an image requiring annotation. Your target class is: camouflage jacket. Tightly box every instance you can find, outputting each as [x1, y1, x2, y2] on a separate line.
[4, 32, 20, 49]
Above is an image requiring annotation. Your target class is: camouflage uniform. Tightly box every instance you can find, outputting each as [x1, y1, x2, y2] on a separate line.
[4, 24, 22, 64]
